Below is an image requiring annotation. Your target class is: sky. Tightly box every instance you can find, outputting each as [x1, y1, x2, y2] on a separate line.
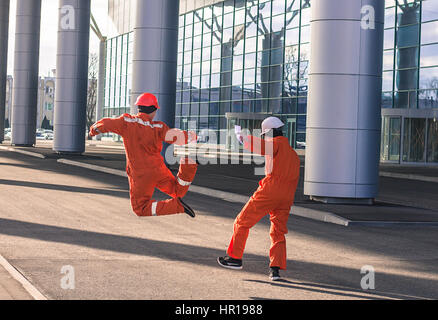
[6, 0, 116, 77]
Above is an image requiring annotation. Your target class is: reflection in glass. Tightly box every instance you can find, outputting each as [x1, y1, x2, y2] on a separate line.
[422, 0, 438, 22]
[421, 21, 438, 45]
[419, 67, 438, 90]
[419, 90, 438, 109]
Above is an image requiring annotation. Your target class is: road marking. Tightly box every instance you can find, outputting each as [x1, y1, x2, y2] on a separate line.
[0, 255, 47, 300]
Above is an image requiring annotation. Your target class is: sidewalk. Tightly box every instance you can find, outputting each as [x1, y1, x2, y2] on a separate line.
[2, 141, 438, 226]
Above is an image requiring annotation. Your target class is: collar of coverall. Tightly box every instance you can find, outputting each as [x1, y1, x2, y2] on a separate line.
[136, 113, 154, 122]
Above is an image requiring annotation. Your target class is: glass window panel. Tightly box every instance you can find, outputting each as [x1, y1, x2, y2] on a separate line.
[223, 27, 234, 43]
[193, 49, 201, 63]
[235, 9, 245, 25]
[403, 118, 426, 162]
[394, 90, 417, 108]
[193, 35, 202, 50]
[183, 64, 192, 78]
[419, 90, 438, 109]
[421, 44, 438, 67]
[272, 13, 285, 32]
[245, 52, 257, 68]
[223, 12, 234, 29]
[427, 118, 438, 162]
[383, 71, 394, 91]
[259, 1, 272, 19]
[382, 92, 393, 108]
[186, 12, 194, 25]
[212, 45, 222, 59]
[301, 8, 311, 26]
[301, 25, 311, 43]
[395, 46, 419, 69]
[192, 62, 201, 77]
[422, 0, 438, 22]
[383, 50, 394, 70]
[184, 37, 193, 51]
[285, 28, 299, 46]
[384, 29, 395, 49]
[421, 21, 438, 45]
[419, 67, 438, 89]
[211, 59, 221, 73]
[194, 22, 203, 36]
[385, 7, 396, 28]
[200, 103, 209, 116]
[233, 54, 244, 70]
[184, 50, 192, 64]
[396, 24, 420, 48]
[211, 73, 221, 88]
[202, 46, 211, 62]
[191, 103, 199, 116]
[272, 0, 285, 15]
[202, 61, 211, 75]
[395, 68, 418, 90]
[200, 75, 210, 89]
[245, 37, 257, 53]
[233, 70, 243, 86]
[397, 1, 420, 27]
[203, 32, 212, 47]
[224, 0, 234, 13]
[244, 68, 256, 84]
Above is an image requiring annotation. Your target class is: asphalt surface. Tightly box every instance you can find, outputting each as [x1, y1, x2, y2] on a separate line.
[0, 150, 438, 300]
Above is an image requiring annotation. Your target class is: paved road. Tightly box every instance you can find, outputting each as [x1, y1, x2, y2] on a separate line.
[0, 150, 437, 300]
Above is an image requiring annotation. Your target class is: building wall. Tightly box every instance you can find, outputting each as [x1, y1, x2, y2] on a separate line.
[104, 0, 438, 163]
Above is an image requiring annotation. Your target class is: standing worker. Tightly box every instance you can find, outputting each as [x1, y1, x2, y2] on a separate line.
[217, 117, 300, 281]
[89, 93, 198, 218]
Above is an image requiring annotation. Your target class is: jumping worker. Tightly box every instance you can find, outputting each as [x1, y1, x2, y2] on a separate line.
[89, 93, 198, 218]
[217, 117, 301, 281]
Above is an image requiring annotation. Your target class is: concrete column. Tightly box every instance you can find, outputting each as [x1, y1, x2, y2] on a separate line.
[95, 38, 106, 141]
[11, 0, 41, 146]
[304, 0, 385, 203]
[131, 0, 180, 129]
[53, 0, 91, 154]
[0, 0, 9, 143]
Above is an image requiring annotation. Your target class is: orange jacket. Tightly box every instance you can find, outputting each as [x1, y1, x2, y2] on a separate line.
[90, 113, 193, 174]
[244, 135, 300, 195]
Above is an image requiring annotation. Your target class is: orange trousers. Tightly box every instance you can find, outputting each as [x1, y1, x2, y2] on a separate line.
[227, 180, 294, 270]
[128, 158, 198, 217]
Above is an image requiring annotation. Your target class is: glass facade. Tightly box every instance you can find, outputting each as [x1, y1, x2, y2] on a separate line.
[104, 0, 438, 163]
[104, 32, 133, 118]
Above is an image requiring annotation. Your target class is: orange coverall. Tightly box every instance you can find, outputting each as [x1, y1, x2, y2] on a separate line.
[227, 136, 300, 270]
[90, 113, 198, 217]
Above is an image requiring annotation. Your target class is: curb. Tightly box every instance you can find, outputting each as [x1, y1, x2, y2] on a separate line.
[0, 255, 47, 300]
[379, 172, 438, 184]
[0, 146, 46, 159]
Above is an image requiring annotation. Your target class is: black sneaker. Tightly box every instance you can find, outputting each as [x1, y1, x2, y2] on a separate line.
[178, 198, 196, 218]
[217, 256, 243, 270]
[269, 267, 281, 281]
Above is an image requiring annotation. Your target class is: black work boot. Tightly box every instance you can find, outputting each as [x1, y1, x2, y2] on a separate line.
[217, 256, 243, 270]
[269, 267, 281, 281]
[178, 198, 196, 218]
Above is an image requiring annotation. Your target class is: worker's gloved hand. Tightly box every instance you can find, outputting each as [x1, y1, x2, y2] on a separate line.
[235, 126, 248, 145]
[89, 125, 102, 137]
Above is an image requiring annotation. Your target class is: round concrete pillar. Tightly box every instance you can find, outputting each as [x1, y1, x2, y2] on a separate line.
[131, 0, 180, 128]
[11, 0, 41, 146]
[0, 0, 10, 143]
[304, 0, 385, 203]
[53, 0, 91, 154]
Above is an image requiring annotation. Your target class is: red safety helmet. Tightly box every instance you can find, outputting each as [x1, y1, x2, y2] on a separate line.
[135, 93, 160, 109]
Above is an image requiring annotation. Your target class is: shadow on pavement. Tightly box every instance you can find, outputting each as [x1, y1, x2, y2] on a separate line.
[0, 217, 436, 300]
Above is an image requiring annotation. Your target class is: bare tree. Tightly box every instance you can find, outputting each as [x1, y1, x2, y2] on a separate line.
[86, 53, 98, 140]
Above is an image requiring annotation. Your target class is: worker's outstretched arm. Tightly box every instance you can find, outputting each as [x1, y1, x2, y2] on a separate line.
[89, 115, 127, 137]
[162, 126, 197, 146]
[243, 136, 275, 156]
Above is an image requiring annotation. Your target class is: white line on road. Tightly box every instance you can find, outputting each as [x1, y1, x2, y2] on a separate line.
[0, 255, 47, 300]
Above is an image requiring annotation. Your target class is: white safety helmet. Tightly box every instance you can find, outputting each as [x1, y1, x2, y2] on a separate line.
[261, 117, 285, 136]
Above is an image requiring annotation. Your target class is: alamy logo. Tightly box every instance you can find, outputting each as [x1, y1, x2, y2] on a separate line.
[360, 265, 375, 290]
[361, 5, 376, 30]
[60, 265, 75, 290]
[60, 5, 75, 30]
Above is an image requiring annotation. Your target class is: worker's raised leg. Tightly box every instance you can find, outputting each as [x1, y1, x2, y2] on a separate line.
[157, 157, 198, 199]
